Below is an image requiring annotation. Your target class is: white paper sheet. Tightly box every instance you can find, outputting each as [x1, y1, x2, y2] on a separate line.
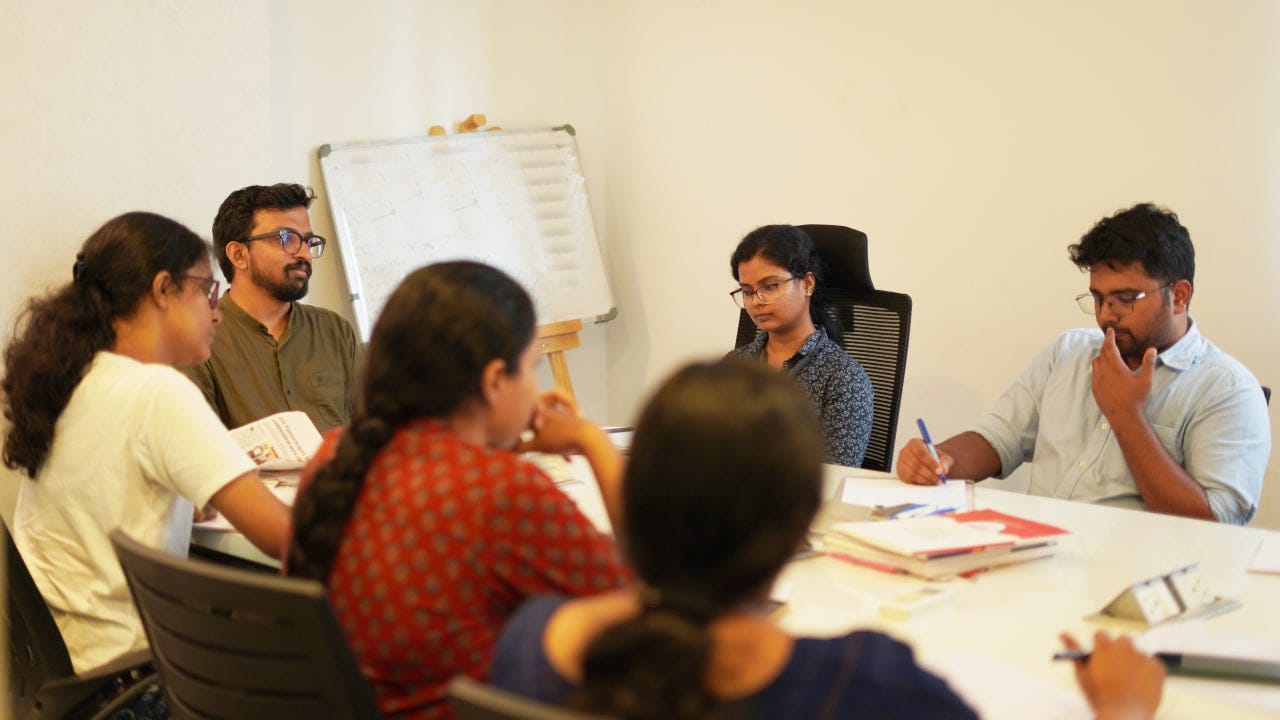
[921, 651, 1089, 720]
[841, 475, 968, 510]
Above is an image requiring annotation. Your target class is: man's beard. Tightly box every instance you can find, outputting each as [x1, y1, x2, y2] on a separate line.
[1103, 322, 1172, 362]
[252, 260, 311, 302]
[1107, 326, 1144, 359]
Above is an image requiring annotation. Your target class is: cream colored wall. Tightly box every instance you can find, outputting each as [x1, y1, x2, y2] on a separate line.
[600, 0, 1280, 527]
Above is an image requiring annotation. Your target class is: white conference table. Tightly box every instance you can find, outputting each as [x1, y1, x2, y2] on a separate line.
[191, 463, 1280, 718]
[788, 467, 1280, 719]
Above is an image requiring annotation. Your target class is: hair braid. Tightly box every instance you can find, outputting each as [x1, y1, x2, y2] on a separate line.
[287, 411, 393, 581]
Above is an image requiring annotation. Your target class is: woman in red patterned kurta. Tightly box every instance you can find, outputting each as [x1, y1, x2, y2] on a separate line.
[288, 262, 629, 719]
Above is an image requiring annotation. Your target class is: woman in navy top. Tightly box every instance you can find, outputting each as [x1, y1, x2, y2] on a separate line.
[490, 359, 1166, 720]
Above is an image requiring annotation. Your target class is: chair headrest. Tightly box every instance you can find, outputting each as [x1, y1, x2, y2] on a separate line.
[798, 224, 873, 292]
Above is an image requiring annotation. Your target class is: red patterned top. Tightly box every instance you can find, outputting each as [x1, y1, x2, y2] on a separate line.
[302, 418, 629, 719]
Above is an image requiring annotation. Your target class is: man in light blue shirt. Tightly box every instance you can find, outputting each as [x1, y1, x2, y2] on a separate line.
[898, 204, 1268, 524]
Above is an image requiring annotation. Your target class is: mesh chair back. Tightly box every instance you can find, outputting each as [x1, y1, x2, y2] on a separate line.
[733, 224, 911, 472]
[448, 676, 610, 720]
[109, 530, 380, 720]
[5, 526, 75, 718]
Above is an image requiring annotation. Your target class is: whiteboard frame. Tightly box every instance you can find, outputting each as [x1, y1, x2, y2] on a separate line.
[318, 125, 615, 341]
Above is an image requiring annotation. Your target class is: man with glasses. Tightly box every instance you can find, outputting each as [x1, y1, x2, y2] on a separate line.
[897, 203, 1268, 524]
[184, 183, 362, 433]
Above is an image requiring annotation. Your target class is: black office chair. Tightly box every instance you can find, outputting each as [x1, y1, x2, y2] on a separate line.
[5, 524, 154, 720]
[447, 676, 610, 720]
[734, 224, 912, 472]
[109, 529, 381, 720]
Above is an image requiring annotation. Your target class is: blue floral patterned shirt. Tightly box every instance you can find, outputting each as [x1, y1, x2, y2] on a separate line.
[728, 327, 874, 467]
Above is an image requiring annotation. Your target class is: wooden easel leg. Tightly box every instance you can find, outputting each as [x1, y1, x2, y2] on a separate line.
[547, 351, 576, 402]
[537, 319, 583, 404]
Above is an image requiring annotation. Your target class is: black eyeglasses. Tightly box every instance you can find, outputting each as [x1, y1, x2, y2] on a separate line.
[242, 228, 327, 258]
[1074, 282, 1174, 316]
[729, 277, 800, 309]
[176, 274, 221, 310]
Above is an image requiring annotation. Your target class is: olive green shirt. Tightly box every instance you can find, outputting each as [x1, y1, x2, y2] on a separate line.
[183, 295, 362, 434]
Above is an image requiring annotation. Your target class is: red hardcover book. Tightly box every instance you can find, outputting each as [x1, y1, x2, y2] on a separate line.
[941, 509, 1070, 547]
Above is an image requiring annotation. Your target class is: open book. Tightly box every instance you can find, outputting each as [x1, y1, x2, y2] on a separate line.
[229, 411, 323, 472]
[825, 509, 1069, 579]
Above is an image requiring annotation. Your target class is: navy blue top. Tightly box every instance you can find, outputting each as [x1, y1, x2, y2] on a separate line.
[490, 595, 977, 720]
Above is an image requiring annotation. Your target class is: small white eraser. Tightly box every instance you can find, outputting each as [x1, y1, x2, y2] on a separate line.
[879, 586, 955, 622]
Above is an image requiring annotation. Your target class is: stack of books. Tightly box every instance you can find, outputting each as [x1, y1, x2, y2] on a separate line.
[823, 509, 1070, 579]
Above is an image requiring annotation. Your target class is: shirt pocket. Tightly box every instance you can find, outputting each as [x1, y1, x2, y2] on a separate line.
[309, 371, 347, 427]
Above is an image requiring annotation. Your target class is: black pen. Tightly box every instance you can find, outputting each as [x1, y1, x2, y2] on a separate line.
[1054, 649, 1280, 683]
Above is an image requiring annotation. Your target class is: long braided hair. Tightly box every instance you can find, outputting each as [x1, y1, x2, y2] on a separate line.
[287, 261, 536, 582]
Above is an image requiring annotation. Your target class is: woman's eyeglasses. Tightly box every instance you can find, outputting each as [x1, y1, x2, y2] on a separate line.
[729, 277, 800, 309]
[176, 274, 221, 310]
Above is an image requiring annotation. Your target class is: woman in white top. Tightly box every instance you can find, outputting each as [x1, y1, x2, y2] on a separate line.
[2, 212, 290, 678]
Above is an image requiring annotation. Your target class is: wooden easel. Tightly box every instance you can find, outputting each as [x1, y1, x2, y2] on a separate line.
[536, 319, 582, 401]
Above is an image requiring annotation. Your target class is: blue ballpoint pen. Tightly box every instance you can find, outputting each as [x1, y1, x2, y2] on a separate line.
[915, 418, 948, 482]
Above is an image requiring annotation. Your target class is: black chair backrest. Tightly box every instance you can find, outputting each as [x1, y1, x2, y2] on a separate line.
[734, 224, 912, 472]
[109, 530, 381, 720]
[447, 676, 610, 720]
[5, 524, 76, 718]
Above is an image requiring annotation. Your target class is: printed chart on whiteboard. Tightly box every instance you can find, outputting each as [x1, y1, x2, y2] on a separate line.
[318, 126, 614, 341]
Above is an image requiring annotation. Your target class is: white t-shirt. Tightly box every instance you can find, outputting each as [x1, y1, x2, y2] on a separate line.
[13, 352, 256, 672]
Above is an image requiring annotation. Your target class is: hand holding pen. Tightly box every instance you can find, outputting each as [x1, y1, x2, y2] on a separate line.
[1057, 632, 1164, 720]
[916, 418, 947, 482]
[896, 418, 954, 486]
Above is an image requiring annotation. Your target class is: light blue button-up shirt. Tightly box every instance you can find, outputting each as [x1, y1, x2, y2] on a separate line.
[972, 321, 1269, 524]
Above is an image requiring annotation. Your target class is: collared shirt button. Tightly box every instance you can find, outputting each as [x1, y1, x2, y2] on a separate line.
[1100, 422, 1110, 430]
[1079, 460, 1088, 468]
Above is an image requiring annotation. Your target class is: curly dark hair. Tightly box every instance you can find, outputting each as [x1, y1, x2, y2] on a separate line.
[576, 359, 824, 720]
[287, 261, 536, 582]
[1068, 203, 1195, 289]
[2, 212, 209, 478]
[730, 224, 843, 341]
[211, 183, 316, 281]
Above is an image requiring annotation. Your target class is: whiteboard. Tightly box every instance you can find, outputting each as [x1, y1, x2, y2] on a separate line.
[318, 126, 614, 341]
